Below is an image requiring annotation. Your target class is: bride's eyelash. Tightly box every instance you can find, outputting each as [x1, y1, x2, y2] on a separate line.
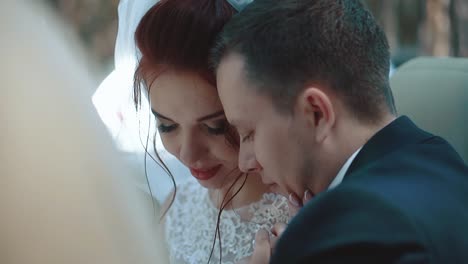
[205, 120, 229, 135]
[157, 120, 228, 135]
[158, 123, 178, 133]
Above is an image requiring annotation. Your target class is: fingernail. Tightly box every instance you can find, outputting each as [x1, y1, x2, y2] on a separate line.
[256, 228, 269, 241]
[304, 190, 313, 202]
[288, 193, 301, 207]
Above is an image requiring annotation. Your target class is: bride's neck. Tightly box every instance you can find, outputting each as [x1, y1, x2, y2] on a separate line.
[208, 173, 270, 210]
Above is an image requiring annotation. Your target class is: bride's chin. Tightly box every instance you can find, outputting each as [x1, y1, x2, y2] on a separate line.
[195, 168, 240, 190]
[195, 177, 220, 189]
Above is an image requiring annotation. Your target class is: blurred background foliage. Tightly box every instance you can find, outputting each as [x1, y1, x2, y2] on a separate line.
[45, 0, 119, 79]
[363, 0, 468, 66]
[45, 0, 468, 80]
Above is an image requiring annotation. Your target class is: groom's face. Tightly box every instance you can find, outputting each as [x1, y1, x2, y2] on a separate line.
[217, 54, 310, 197]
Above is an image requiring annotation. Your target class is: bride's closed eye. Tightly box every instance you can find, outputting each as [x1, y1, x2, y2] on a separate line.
[156, 120, 229, 135]
[158, 123, 178, 133]
[204, 119, 229, 135]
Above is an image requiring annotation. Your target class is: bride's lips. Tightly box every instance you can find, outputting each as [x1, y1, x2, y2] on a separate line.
[190, 165, 222, 181]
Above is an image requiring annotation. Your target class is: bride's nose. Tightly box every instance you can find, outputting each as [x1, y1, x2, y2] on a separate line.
[178, 131, 207, 167]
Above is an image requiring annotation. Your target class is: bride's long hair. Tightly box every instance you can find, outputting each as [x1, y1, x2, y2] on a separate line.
[133, 0, 246, 262]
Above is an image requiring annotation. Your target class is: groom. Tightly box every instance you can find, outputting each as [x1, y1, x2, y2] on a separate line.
[212, 0, 468, 263]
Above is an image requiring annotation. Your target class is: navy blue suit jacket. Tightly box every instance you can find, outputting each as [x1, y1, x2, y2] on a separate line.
[271, 116, 468, 263]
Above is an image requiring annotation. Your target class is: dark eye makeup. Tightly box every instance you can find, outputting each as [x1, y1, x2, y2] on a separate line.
[205, 119, 229, 135]
[157, 119, 230, 135]
[157, 123, 178, 133]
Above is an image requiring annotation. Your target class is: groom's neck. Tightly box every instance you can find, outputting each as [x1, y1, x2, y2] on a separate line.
[307, 112, 396, 194]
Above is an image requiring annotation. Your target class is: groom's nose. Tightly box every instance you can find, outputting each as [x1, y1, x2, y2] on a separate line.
[238, 143, 261, 173]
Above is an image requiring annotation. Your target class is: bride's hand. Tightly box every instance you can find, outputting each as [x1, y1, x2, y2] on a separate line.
[288, 189, 314, 218]
[249, 229, 271, 264]
[249, 188, 313, 264]
[270, 222, 287, 246]
[248, 222, 287, 264]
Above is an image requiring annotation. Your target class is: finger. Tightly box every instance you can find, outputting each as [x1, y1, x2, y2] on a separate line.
[303, 189, 314, 205]
[270, 235, 279, 251]
[271, 223, 287, 237]
[271, 223, 287, 252]
[288, 192, 302, 218]
[250, 229, 271, 264]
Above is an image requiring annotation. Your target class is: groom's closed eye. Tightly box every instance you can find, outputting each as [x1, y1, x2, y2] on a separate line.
[229, 122, 254, 143]
[241, 131, 254, 142]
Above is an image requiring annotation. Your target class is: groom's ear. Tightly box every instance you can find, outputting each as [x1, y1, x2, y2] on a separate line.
[296, 86, 335, 142]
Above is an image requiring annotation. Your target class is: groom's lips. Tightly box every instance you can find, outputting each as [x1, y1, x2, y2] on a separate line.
[260, 175, 277, 189]
[265, 181, 287, 196]
[259, 174, 285, 195]
[267, 183, 281, 194]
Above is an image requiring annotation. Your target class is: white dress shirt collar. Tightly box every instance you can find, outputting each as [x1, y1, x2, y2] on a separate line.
[328, 147, 362, 190]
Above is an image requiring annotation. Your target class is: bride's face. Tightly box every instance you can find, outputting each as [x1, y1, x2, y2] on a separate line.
[148, 70, 240, 189]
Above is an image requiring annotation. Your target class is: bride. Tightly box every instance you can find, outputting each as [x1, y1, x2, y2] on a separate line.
[130, 0, 289, 263]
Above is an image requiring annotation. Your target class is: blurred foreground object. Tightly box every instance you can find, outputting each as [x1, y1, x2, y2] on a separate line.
[92, 0, 191, 204]
[0, 1, 168, 263]
[391, 57, 468, 162]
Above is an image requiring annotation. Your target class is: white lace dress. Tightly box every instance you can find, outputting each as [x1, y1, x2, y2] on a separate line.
[164, 178, 289, 264]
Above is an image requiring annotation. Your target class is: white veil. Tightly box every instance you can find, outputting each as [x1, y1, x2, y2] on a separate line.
[92, 0, 157, 152]
[93, 0, 191, 203]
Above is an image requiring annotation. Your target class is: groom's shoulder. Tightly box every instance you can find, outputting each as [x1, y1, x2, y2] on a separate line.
[273, 182, 468, 263]
[272, 186, 430, 263]
[346, 132, 468, 206]
[288, 185, 424, 243]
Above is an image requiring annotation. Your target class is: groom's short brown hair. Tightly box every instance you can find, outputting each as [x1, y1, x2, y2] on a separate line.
[212, 0, 396, 123]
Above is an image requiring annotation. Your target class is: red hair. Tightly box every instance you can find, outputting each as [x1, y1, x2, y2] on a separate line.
[134, 0, 236, 107]
[133, 1, 243, 261]
[133, 0, 239, 166]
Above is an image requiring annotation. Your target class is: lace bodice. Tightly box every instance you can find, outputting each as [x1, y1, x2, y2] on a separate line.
[164, 179, 289, 264]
